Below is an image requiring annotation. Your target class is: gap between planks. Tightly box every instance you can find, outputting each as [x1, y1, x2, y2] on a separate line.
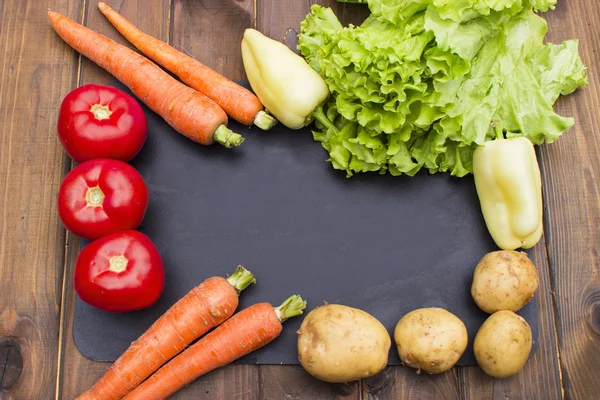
[539, 152, 566, 400]
[54, 0, 89, 398]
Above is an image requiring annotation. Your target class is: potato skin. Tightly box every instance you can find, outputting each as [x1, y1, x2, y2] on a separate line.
[471, 250, 539, 314]
[394, 307, 468, 374]
[297, 304, 391, 383]
[474, 310, 532, 379]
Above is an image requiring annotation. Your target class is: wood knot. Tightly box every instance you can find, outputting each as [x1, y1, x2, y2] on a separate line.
[363, 367, 392, 396]
[584, 289, 600, 337]
[0, 338, 23, 390]
[330, 380, 359, 397]
[590, 299, 600, 337]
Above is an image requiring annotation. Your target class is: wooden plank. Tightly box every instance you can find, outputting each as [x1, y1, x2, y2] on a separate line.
[78, 0, 173, 85]
[460, 242, 563, 399]
[171, 0, 254, 81]
[160, 0, 260, 397]
[56, 1, 174, 398]
[0, 0, 81, 399]
[538, 1, 600, 399]
[363, 368, 461, 400]
[259, 365, 360, 400]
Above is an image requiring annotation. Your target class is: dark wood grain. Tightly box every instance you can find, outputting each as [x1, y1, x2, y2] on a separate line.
[78, 0, 173, 85]
[259, 365, 361, 400]
[362, 367, 461, 400]
[540, 1, 600, 399]
[55, 1, 174, 398]
[171, 0, 254, 81]
[0, 1, 81, 399]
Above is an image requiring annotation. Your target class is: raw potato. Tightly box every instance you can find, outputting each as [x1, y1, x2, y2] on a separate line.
[474, 310, 532, 378]
[471, 250, 539, 314]
[297, 304, 391, 383]
[394, 307, 468, 374]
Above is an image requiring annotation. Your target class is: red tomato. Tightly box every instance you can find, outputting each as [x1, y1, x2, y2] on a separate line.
[58, 158, 149, 240]
[57, 84, 147, 162]
[74, 230, 165, 312]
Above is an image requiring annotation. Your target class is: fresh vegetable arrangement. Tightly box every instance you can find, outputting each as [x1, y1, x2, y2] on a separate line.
[43, 0, 588, 394]
[77, 266, 258, 399]
[293, 249, 540, 381]
[97, 2, 278, 131]
[297, 0, 587, 178]
[48, 11, 244, 148]
[48, 6, 311, 398]
[122, 295, 306, 400]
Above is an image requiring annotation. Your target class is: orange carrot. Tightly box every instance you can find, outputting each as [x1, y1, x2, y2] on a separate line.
[48, 10, 244, 147]
[76, 266, 256, 400]
[97, 1, 277, 130]
[122, 295, 307, 400]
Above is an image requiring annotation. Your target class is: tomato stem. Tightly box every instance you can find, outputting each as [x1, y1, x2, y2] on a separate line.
[109, 255, 128, 273]
[90, 104, 113, 120]
[85, 186, 105, 207]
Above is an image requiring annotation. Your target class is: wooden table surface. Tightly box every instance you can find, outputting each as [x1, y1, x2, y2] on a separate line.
[0, 0, 598, 399]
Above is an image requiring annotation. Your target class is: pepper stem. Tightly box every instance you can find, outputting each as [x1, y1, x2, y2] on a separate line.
[253, 111, 278, 130]
[213, 125, 245, 148]
[492, 122, 504, 140]
[311, 105, 339, 134]
[274, 295, 307, 323]
[226, 265, 256, 292]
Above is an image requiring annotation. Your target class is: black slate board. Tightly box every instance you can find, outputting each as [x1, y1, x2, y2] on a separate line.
[73, 81, 538, 366]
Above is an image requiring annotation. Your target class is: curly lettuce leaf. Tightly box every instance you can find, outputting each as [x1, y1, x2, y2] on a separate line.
[299, 1, 585, 178]
[369, 0, 558, 25]
[527, 39, 588, 103]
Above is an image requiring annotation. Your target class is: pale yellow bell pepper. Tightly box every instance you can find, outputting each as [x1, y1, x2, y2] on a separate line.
[241, 28, 330, 130]
[473, 125, 543, 250]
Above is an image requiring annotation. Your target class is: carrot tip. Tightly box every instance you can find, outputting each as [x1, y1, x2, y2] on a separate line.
[253, 111, 278, 131]
[226, 265, 256, 292]
[274, 295, 307, 322]
[213, 125, 244, 148]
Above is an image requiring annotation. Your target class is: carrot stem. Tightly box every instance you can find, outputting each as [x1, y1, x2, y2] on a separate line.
[226, 265, 256, 292]
[274, 295, 307, 322]
[213, 125, 244, 148]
